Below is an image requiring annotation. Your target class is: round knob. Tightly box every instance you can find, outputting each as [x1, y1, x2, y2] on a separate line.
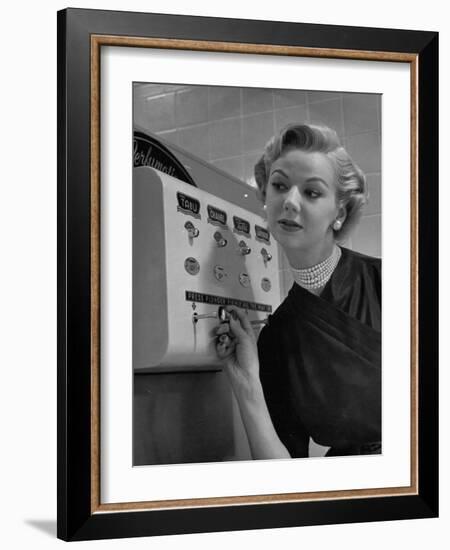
[185, 221, 199, 238]
[261, 248, 272, 262]
[238, 240, 251, 255]
[214, 231, 227, 247]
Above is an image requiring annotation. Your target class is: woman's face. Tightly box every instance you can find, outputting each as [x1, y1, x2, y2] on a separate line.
[265, 148, 344, 266]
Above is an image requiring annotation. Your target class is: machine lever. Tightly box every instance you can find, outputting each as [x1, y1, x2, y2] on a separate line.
[213, 231, 227, 247]
[217, 306, 268, 326]
[185, 221, 200, 238]
[238, 240, 251, 255]
[192, 311, 218, 324]
[261, 248, 272, 263]
[193, 307, 269, 326]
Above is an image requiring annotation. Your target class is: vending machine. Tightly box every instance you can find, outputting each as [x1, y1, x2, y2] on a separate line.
[133, 166, 282, 372]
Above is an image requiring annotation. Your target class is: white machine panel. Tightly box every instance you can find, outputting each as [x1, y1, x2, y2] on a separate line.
[133, 166, 282, 371]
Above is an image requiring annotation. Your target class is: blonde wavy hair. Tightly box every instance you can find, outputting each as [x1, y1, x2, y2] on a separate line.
[254, 123, 369, 242]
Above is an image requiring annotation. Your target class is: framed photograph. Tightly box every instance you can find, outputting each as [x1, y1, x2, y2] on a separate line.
[57, 8, 438, 541]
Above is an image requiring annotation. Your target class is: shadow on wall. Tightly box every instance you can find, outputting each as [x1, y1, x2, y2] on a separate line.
[133, 370, 251, 465]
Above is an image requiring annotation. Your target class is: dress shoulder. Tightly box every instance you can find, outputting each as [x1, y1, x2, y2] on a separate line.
[339, 246, 381, 288]
[340, 246, 381, 269]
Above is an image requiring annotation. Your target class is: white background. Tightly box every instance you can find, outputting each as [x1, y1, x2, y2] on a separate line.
[0, 0, 446, 548]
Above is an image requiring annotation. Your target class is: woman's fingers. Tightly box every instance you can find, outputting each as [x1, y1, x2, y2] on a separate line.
[225, 306, 254, 338]
[216, 333, 235, 359]
[213, 307, 255, 362]
[217, 333, 231, 345]
[214, 322, 235, 359]
[214, 323, 230, 336]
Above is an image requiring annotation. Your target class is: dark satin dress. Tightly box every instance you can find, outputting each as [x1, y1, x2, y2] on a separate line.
[258, 246, 381, 458]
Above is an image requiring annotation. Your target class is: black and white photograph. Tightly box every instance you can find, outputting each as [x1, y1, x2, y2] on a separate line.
[132, 83, 382, 466]
[45, 3, 441, 544]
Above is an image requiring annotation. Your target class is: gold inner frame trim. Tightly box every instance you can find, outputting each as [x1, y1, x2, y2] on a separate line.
[90, 34, 419, 514]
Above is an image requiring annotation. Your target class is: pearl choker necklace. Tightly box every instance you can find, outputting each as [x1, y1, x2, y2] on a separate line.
[290, 245, 342, 290]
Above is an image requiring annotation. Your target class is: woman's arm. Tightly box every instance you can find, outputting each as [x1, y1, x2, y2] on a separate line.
[216, 306, 291, 460]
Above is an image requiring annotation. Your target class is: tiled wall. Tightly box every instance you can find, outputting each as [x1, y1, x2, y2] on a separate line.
[134, 83, 382, 257]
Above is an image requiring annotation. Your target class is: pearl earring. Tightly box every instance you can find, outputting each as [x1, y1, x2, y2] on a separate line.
[333, 220, 342, 231]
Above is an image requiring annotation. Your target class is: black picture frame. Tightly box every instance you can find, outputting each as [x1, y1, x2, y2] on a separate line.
[57, 7, 438, 541]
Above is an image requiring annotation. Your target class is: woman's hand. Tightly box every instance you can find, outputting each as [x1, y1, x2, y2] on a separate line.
[214, 306, 291, 460]
[215, 306, 261, 395]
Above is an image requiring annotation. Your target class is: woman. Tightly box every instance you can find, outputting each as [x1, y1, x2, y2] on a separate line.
[216, 123, 381, 459]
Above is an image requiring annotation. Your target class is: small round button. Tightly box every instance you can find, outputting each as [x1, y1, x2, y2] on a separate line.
[184, 257, 200, 275]
[239, 272, 250, 288]
[261, 277, 272, 292]
[214, 265, 227, 281]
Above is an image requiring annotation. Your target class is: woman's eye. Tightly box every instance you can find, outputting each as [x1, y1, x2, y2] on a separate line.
[305, 189, 321, 199]
[271, 181, 287, 191]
